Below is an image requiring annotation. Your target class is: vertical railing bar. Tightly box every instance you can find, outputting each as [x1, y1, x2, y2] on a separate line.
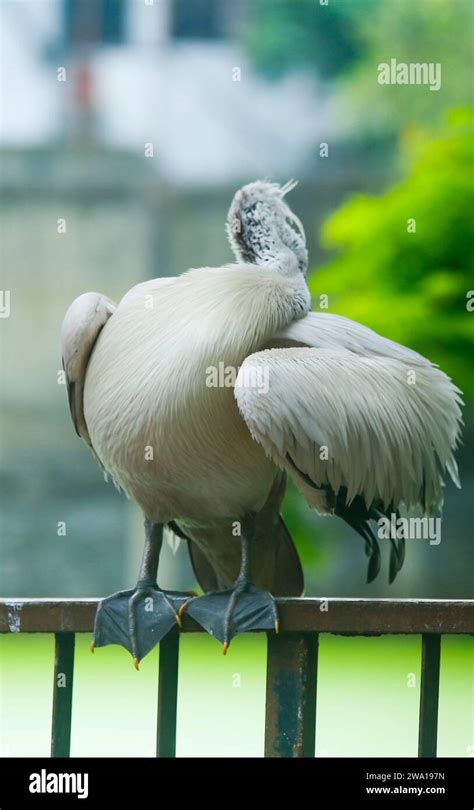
[51, 632, 75, 758]
[156, 630, 180, 757]
[418, 633, 441, 758]
[264, 632, 318, 758]
[303, 634, 318, 757]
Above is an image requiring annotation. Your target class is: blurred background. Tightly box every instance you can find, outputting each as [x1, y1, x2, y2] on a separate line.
[1, 0, 472, 600]
[1, 0, 473, 760]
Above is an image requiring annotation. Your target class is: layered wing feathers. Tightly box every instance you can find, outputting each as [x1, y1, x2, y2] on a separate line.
[235, 346, 462, 514]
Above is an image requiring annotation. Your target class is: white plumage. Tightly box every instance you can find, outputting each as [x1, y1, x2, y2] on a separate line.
[236, 343, 461, 515]
[61, 179, 462, 601]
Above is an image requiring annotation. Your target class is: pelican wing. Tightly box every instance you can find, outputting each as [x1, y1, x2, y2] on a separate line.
[61, 292, 116, 445]
[234, 346, 462, 516]
[275, 311, 430, 364]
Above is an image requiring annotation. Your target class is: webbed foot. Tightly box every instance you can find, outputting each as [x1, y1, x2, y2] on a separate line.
[92, 582, 188, 667]
[179, 583, 278, 653]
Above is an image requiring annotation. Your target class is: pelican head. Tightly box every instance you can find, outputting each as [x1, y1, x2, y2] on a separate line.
[226, 180, 308, 277]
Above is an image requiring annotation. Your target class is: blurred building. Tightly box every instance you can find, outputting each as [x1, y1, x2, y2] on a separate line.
[1, 0, 326, 185]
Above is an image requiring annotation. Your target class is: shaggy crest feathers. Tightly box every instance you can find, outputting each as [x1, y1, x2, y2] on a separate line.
[226, 180, 308, 276]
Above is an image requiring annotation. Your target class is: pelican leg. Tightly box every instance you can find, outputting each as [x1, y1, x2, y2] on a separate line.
[92, 520, 188, 667]
[179, 513, 279, 652]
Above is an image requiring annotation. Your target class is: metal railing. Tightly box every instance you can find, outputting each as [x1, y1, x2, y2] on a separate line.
[1, 598, 473, 758]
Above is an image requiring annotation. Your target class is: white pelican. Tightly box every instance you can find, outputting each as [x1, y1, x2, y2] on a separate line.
[61, 180, 462, 665]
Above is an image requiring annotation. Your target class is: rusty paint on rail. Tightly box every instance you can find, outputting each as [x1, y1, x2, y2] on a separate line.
[1, 598, 473, 635]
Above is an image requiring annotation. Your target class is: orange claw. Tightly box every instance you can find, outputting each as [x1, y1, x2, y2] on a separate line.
[178, 601, 188, 620]
[175, 612, 182, 629]
[222, 642, 229, 656]
[275, 618, 280, 634]
[90, 640, 95, 654]
[133, 657, 140, 671]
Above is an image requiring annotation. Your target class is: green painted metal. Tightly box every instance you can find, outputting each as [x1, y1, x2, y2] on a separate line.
[3, 599, 471, 759]
[418, 633, 441, 757]
[264, 632, 318, 757]
[156, 631, 180, 757]
[51, 632, 75, 757]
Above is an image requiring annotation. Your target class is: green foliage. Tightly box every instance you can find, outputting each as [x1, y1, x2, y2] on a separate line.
[245, 0, 473, 138]
[334, 0, 474, 136]
[244, 0, 362, 79]
[309, 109, 474, 399]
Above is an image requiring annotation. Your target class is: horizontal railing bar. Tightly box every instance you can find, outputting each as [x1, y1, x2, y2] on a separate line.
[1, 598, 473, 635]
